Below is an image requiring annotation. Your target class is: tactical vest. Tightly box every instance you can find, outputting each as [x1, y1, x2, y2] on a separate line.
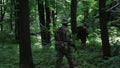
[55, 26, 67, 42]
[55, 26, 71, 51]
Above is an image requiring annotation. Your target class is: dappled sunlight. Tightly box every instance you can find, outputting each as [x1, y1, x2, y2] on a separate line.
[36, 36, 41, 41]
[115, 37, 120, 41]
[50, 45, 55, 49]
[87, 37, 102, 46]
[95, 37, 101, 43]
[110, 36, 120, 46]
[33, 43, 43, 49]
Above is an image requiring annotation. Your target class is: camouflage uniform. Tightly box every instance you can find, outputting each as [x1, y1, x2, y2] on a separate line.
[54, 24, 75, 68]
[76, 24, 88, 47]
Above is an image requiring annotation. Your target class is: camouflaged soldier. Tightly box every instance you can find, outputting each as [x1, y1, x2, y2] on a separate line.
[76, 23, 88, 48]
[54, 19, 75, 68]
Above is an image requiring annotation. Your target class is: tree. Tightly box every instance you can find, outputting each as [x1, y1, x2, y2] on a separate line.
[108, 0, 117, 21]
[51, 0, 56, 27]
[14, 0, 19, 41]
[83, 1, 89, 23]
[71, 0, 77, 35]
[99, 0, 111, 59]
[10, 0, 14, 31]
[38, 0, 47, 45]
[17, 0, 34, 68]
[45, 0, 51, 44]
[0, 0, 5, 31]
[0, 0, 2, 31]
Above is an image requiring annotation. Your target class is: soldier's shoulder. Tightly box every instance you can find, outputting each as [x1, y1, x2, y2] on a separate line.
[65, 27, 69, 30]
[63, 28, 69, 33]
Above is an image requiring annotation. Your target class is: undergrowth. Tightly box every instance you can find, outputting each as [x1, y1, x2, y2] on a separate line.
[0, 42, 120, 68]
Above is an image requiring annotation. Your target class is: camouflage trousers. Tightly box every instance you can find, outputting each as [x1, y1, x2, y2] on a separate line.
[55, 43, 75, 68]
[80, 37, 87, 48]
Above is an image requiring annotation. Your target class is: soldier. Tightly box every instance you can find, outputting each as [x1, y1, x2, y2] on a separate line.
[76, 23, 88, 48]
[54, 19, 76, 68]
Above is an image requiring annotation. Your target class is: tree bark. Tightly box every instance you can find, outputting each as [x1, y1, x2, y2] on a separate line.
[18, 0, 34, 68]
[10, 0, 14, 31]
[0, 0, 2, 31]
[14, 0, 19, 41]
[51, 0, 56, 27]
[45, 0, 51, 44]
[0, 0, 4, 31]
[108, 0, 116, 21]
[83, 1, 89, 23]
[38, 0, 46, 45]
[99, 0, 111, 59]
[71, 0, 77, 35]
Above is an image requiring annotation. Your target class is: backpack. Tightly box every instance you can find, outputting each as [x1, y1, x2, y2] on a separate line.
[55, 27, 71, 51]
[77, 26, 88, 39]
[55, 27, 66, 41]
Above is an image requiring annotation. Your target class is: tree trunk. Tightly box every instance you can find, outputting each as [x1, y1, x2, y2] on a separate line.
[0, 0, 2, 31]
[52, 10, 55, 27]
[0, 0, 8, 31]
[10, 0, 14, 31]
[14, 0, 19, 41]
[108, 0, 116, 21]
[51, 0, 56, 27]
[38, 0, 46, 45]
[71, 0, 77, 35]
[99, 0, 111, 59]
[0, 0, 4, 31]
[83, 1, 89, 23]
[45, 0, 51, 44]
[18, 0, 34, 68]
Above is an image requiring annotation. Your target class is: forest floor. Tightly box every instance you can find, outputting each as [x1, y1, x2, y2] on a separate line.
[0, 42, 120, 68]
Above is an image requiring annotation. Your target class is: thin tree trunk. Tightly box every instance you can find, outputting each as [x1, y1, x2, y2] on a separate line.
[83, 1, 89, 23]
[0, 0, 4, 31]
[99, 0, 111, 59]
[38, 0, 46, 45]
[108, 0, 116, 21]
[71, 0, 77, 35]
[10, 0, 14, 31]
[0, 1, 1, 22]
[14, 0, 19, 41]
[45, 0, 51, 44]
[52, 11, 55, 27]
[52, 0, 56, 27]
[18, 0, 34, 68]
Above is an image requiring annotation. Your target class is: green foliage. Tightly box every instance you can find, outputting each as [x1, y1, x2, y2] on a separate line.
[31, 36, 39, 44]
[1, 0, 120, 68]
[32, 45, 56, 68]
[0, 42, 120, 68]
[99, 56, 120, 68]
[0, 44, 19, 68]
[0, 31, 16, 43]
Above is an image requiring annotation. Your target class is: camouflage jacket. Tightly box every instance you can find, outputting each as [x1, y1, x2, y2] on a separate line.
[54, 25, 72, 48]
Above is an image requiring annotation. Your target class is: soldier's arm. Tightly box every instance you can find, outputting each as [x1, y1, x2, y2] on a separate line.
[66, 29, 79, 54]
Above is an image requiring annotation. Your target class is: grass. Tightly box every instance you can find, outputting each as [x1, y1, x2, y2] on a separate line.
[0, 42, 120, 68]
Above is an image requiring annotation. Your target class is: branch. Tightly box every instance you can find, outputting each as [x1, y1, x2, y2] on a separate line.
[94, 2, 120, 18]
[106, 2, 120, 12]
